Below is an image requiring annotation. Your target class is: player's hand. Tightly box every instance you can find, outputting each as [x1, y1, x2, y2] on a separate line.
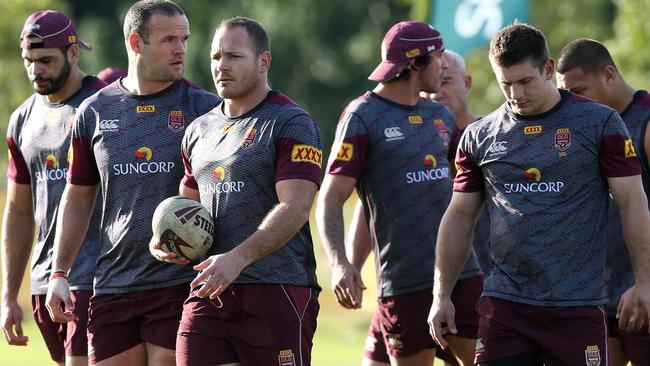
[617, 284, 650, 333]
[148, 237, 190, 265]
[331, 262, 366, 309]
[45, 277, 74, 323]
[428, 295, 457, 350]
[191, 252, 244, 299]
[1, 300, 29, 346]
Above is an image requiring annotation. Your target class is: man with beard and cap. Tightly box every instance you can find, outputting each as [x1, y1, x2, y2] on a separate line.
[317, 21, 482, 366]
[1, 10, 106, 366]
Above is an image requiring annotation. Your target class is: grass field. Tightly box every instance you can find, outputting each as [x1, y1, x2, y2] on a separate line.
[0, 190, 447, 365]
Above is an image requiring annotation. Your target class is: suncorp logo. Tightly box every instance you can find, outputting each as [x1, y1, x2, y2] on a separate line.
[503, 167, 565, 193]
[406, 154, 450, 184]
[199, 165, 245, 195]
[112, 146, 175, 175]
[36, 154, 67, 182]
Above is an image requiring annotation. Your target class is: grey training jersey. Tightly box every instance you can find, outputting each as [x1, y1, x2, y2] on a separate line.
[182, 91, 321, 289]
[327, 92, 481, 297]
[7, 76, 106, 294]
[605, 90, 650, 315]
[68, 79, 220, 294]
[455, 90, 641, 306]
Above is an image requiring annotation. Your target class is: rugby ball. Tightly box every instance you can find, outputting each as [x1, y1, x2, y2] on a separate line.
[152, 196, 214, 260]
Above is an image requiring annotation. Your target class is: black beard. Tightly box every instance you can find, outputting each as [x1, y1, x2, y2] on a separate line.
[35, 58, 72, 95]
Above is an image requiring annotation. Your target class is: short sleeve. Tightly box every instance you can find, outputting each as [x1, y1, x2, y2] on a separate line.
[67, 105, 101, 185]
[453, 130, 484, 192]
[6, 136, 30, 184]
[275, 113, 323, 187]
[325, 112, 370, 178]
[181, 131, 198, 189]
[599, 112, 642, 177]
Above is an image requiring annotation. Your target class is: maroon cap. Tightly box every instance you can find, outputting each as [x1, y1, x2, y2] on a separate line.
[368, 21, 444, 82]
[20, 10, 91, 50]
[97, 67, 127, 84]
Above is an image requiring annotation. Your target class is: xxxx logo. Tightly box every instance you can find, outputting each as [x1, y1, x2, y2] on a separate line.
[335, 143, 353, 161]
[291, 144, 322, 167]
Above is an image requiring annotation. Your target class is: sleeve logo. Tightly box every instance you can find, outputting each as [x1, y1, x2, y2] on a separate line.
[291, 144, 322, 167]
[625, 139, 637, 158]
[335, 143, 353, 161]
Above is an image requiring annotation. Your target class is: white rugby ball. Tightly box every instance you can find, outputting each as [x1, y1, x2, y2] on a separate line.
[152, 196, 214, 260]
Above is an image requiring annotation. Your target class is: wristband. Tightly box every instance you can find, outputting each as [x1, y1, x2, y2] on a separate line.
[49, 271, 68, 280]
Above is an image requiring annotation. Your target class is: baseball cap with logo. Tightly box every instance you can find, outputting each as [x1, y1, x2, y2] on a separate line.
[368, 21, 444, 82]
[20, 10, 91, 50]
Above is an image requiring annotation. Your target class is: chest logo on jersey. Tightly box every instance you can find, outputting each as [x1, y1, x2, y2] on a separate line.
[36, 153, 67, 182]
[486, 141, 508, 157]
[434, 119, 449, 139]
[241, 128, 257, 148]
[625, 139, 637, 158]
[136, 105, 156, 113]
[335, 143, 353, 161]
[584, 345, 601, 366]
[524, 125, 542, 134]
[554, 128, 571, 156]
[503, 167, 565, 194]
[406, 154, 450, 184]
[99, 118, 119, 132]
[168, 110, 185, 132]
[384, 127, 404, 142]
[112, 146, 176, 176]
[408, 115, 423, 124]
[199, 165, 245, 195]
[291, 145, 323, 167]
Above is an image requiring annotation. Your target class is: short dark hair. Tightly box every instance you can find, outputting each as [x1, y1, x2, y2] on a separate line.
[123, 0, 184, 43]
[557, 38, 617, 75]
[392, 54, 433, 82]
[218, 16, 270, 56]
[489, 23, 549, 71]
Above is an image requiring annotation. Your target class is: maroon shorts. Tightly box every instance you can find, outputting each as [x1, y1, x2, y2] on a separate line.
[608, 315, 650, 364]
[176, 283, 319, 366]
[86, 283, 190, 364]
[32, 290, 92, 362]
[363, 275, 483, 361]
[476, 296, 608, 365]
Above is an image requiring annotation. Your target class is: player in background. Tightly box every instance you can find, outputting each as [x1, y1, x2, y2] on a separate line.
[428, 49, 491, 274]
[316, 21, 482, 366]
[45, 1, 219, 365]
[96, 67, 127, 84]
[557, 38, 650, 366]
[0, 10, 105, 366]
[159, 16, 321, 366]
[429, 23, 650, 365]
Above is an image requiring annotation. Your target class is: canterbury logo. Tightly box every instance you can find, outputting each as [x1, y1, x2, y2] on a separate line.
[487, 141, 508, 155]
[100, 119, 119, 131]
[174, 206, 203, 224]
[384, 127, 404, 141]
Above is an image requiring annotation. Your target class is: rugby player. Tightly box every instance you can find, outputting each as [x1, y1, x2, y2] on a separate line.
[316, 21, 482, 366]
[429, 23, 650, 366]
[1, 10, 105, 366]
[168, 16, 322, 366]
[45, 1, 219, 365]
[557, 38, 650, 366]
